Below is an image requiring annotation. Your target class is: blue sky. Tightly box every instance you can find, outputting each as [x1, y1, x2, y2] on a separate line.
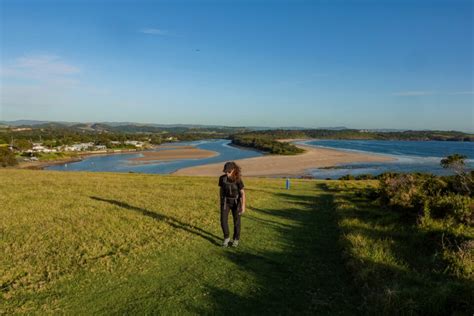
[1, 0, 473, 131]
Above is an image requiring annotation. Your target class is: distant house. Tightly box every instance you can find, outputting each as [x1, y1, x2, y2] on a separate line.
[95, 145, 107, 150]
[32, 143, 56, 153]
[125, 140, 144, 148]
[63, 142, 94, 151]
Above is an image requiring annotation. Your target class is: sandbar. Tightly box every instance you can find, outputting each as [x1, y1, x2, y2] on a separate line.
[173, 143, 394, 177]
[129, 147, 218, 164]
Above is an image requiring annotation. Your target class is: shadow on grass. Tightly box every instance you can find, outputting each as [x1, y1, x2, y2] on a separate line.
[244, 212, 292, 229]
[194, 187, 363, 315]
[90, 196, 221, 246]
[322, 182, 474, 315]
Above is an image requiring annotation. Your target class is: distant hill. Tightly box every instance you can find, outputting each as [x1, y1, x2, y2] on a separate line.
[316, 126, 349, 131]
[1, 120, 472, 135]
[0, 120, 333, 131]
[0, 120, 57, 126]
[1, 120, 249, 130]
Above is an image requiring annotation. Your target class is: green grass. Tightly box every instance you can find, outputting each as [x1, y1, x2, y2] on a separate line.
[16, 152, 80, 162]
[1, 170, 359, 315]
[1, 170, 472, 315]
[325, 181, 473, 315]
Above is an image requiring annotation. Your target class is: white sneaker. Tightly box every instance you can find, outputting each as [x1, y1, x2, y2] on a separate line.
[222, 238, 230, 247]
[232, 240, 239, 247]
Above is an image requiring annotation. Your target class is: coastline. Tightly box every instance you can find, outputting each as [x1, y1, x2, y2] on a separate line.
[17, 143, 220, 170]
[17, 149, 145, 170]
[173, 142, 395, 177]
[14, 139, 397, 176]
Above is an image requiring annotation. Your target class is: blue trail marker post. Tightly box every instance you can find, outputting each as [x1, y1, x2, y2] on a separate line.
[286, 178, 290, 190]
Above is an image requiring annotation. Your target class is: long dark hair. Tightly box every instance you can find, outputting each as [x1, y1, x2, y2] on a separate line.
[223, 161, 242, 182]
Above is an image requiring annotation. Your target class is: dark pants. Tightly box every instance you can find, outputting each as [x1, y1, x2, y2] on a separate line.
[220, 198, 241, 240]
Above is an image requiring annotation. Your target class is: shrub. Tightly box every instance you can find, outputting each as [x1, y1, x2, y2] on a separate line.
[429, 194, 473, 224]
[355, 174, 375, 180]
[378, 174, 424, 212]
[440, 154, 473, 196]
[422, 175, 448, 196]
[340, 174, 355, 180]
[0, 147, 18, 167]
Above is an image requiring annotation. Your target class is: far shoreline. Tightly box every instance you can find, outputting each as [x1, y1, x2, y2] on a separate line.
[17, 142, 224, 170]
[16, 148, 146, 170]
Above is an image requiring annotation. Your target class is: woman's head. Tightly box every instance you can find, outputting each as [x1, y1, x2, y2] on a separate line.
[223, 161, 241, 181]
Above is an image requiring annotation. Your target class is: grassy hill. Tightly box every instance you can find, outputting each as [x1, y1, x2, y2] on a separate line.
[1, 170, 472, 315]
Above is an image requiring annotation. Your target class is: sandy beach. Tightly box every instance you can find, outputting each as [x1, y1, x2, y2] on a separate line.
[173, 143, 394, 177]
[128, 147, 218, 164]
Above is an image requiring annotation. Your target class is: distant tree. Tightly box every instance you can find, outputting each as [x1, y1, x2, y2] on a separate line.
[13, 139, 32, 151]
[0, 147, 18, 167]
[43, 140, 56, 148]
[441, 154, 467, 170]
[441, 154, 472, 195]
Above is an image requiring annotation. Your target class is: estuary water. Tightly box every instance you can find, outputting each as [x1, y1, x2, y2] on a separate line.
[46, 139, 262, 174]
[298, 139, 474, 179]
[46, 138, 474, 178]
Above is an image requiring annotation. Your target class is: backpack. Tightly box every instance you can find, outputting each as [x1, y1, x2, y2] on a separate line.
[222, 177, 240, 198]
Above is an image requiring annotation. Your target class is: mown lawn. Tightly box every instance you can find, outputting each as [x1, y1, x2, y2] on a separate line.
[1, 170, 472, 315]
[1, 170, 359, 315]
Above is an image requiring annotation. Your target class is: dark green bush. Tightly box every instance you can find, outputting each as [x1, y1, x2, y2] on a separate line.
[428, 194, 473, 224]
[340, 174, 355, 180]
[231, 135, 304, 155]
[378, 173, 425, 212]
[0, 147, 18, 167]
[377, 172, 473, 224]
[355, 174, 375, 180]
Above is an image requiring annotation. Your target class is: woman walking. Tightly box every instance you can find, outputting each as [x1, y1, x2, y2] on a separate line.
[218, 161, 246, 247]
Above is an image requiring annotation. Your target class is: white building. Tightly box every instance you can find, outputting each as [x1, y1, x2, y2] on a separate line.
[125, 140, 144, 148]
[31, 143, 57, 153]
[63, 142, 94, 151]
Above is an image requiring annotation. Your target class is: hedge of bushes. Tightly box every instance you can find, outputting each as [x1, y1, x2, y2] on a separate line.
[0, 147, 17, 167]
[231, 134, 305, 155]
[378, 172, 473, 225]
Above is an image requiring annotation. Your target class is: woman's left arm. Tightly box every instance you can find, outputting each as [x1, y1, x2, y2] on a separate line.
[239, 189, 246, 214]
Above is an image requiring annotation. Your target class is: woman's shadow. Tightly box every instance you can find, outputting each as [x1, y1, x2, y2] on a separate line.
[90, 196, 221, 246]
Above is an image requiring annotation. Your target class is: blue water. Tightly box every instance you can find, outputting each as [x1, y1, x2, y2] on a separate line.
[298, 140, 474, 179]
[46, 139, 262, 174]
[47, 138, 474, 178]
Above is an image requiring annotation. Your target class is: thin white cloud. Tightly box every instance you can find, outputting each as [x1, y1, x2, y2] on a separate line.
[392, 90, 474, 97]
[1, 54, 83, 112]
[139, 28, 168, 35]
[448, 91, 474, 95]
[1, 54, 80, 83]
[392, 91, 435, 96]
